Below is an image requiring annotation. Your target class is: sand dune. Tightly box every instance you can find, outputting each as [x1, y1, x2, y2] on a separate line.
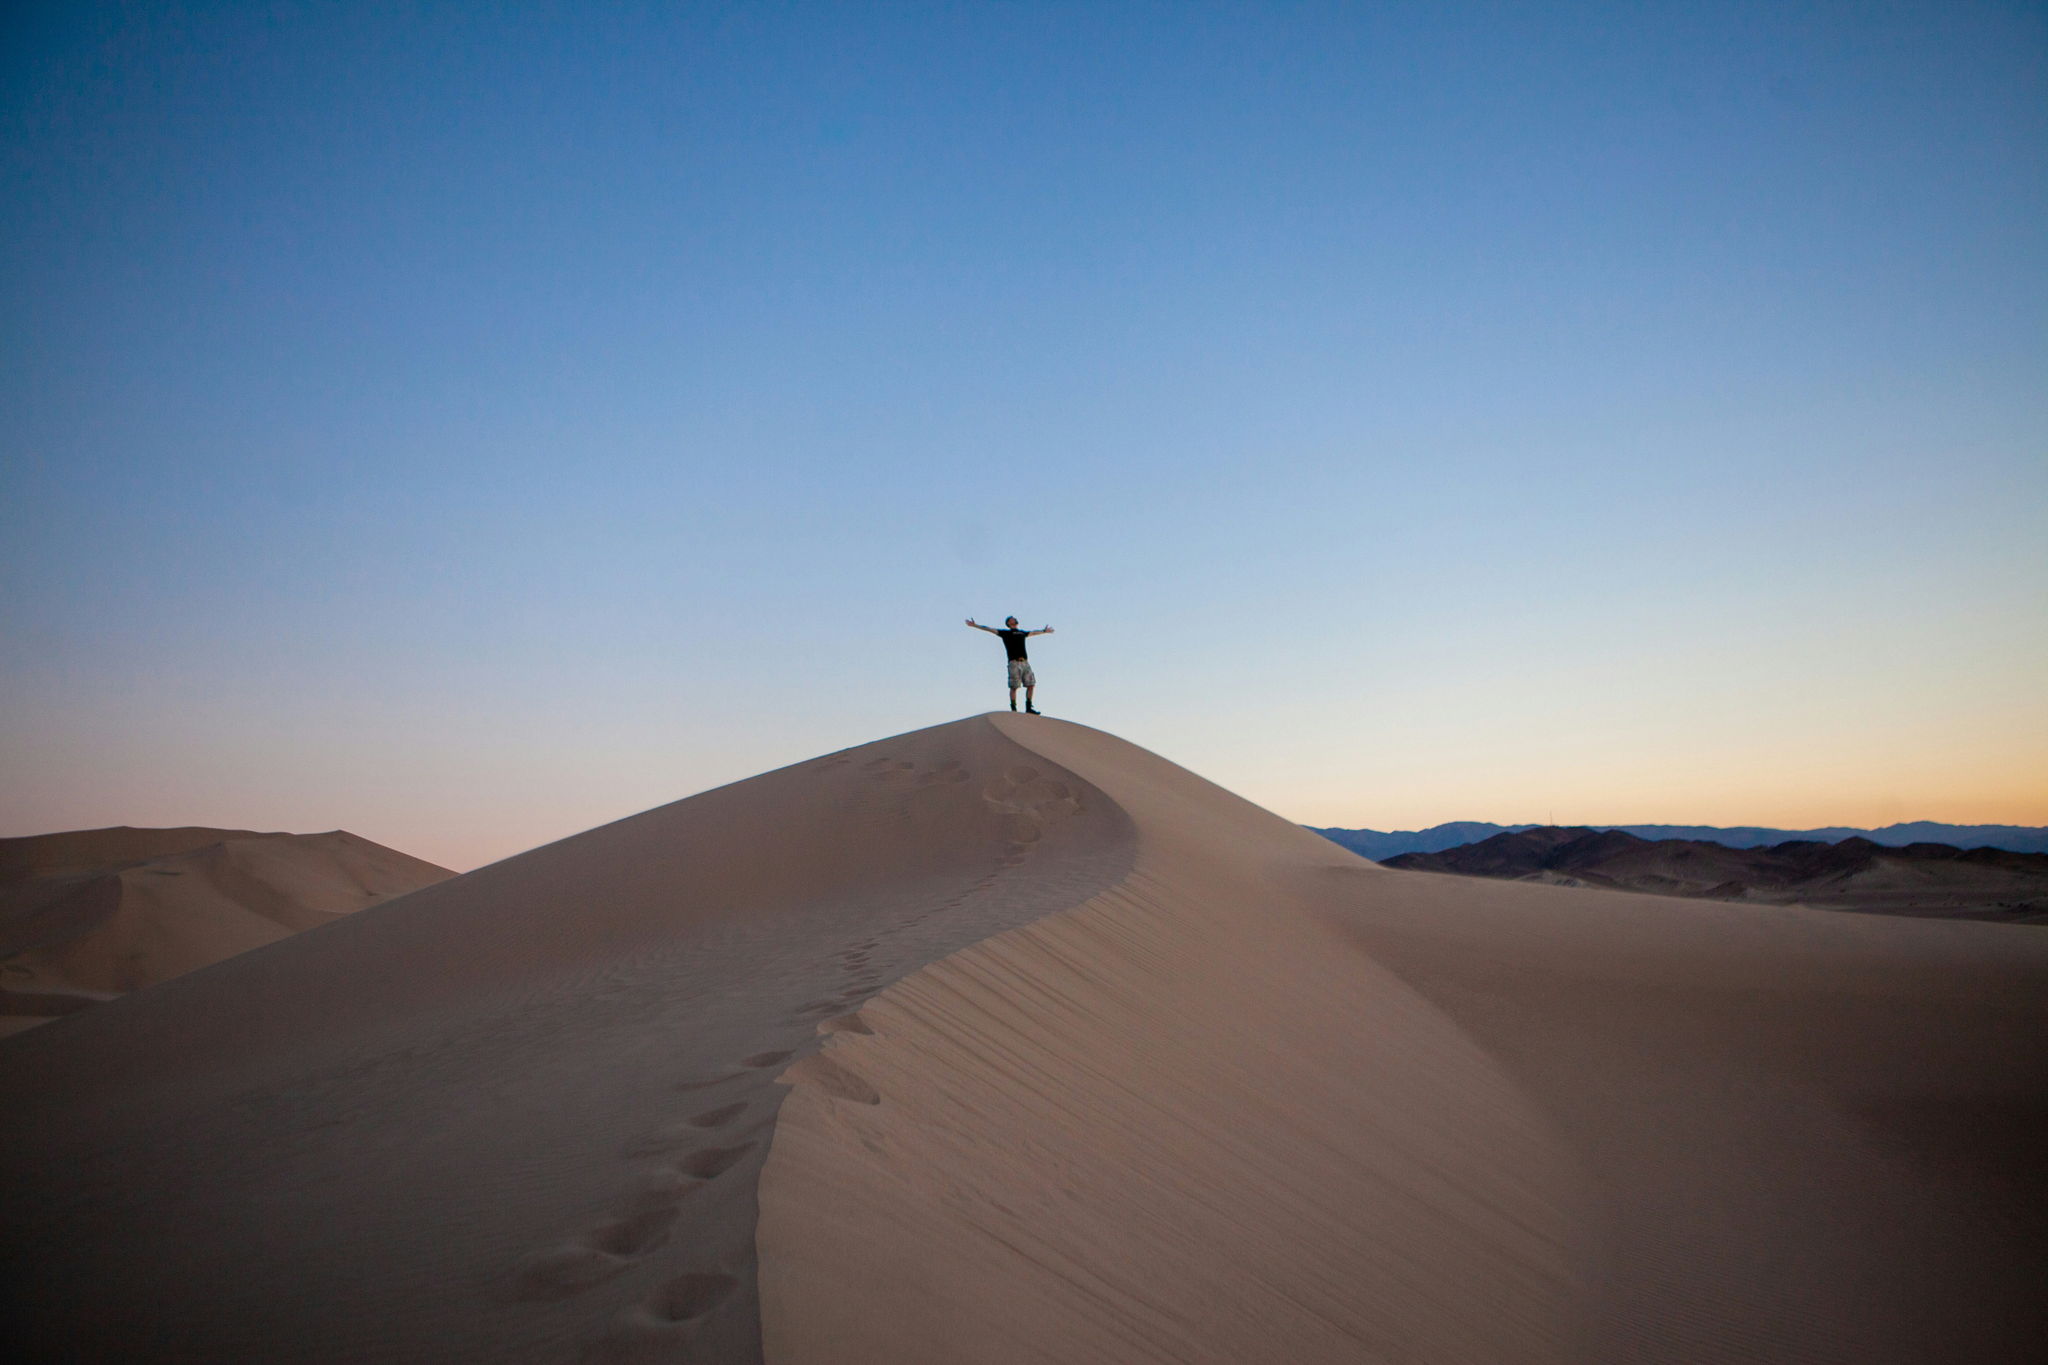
[3, 716, 2043, 1364]
[0, 718, 1128, 1363]
[758, 718, 2048, 1364]
[0, 826, 454, 1036]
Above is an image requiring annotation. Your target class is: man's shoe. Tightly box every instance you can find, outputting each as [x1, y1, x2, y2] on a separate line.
[1010, 700, 1018, 711]
[1025, 706, 1041, 715]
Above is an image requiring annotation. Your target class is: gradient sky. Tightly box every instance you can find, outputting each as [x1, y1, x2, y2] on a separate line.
[4, 0, 2044, 870]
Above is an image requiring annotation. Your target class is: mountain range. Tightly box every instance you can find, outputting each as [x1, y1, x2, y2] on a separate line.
[1381, 826, 2048, 924]
[1311, 820, 2048, 861]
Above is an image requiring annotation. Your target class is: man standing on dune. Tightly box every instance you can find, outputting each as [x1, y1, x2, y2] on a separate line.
[966, 616, 1054, 714]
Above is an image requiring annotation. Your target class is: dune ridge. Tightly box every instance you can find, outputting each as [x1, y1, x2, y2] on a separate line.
[4, 716, 2042, 1364]
[759, 715, 2048, 1364]
[0, 716, 1131, 1364]
[0, 826, 454, 1036]
[759, 716, 1580, 1363]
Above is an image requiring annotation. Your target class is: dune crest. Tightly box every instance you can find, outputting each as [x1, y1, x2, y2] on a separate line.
[0, 716, 1130, 1364]
[759, 715, 2048, 1365]
[759, 719, 1581, 1364]
[4, 717, 2043, 1364]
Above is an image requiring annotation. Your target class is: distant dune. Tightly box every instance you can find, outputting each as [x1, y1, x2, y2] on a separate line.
[1315, 819, 2048, 860]
[0, 826, 453, 1036]
[2, 717, 2043, 1364]
[1384, 826, 2048, 923]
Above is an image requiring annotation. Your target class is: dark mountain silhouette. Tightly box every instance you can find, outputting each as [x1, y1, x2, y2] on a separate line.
[1381, 827, 2048, 923]
[1311, 820, 2048, 861]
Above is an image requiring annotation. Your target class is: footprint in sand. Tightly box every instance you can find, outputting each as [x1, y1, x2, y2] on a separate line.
[914, 759, 972, 788]
[509, 1201, 688, 1302]
[861, 757, 925, 788]
[511, 1247, 636, 1302]
[589, 1207, 680, 1257]
[580, 1273, 741, 1363]
[622, 1126, 693, 1158]
[654, 1272, 738, 1321]
[781, 1052, 881, 1106]
[981, 769, 1079, 827]
[625, 1095, 760, 1157]
[621, 1173, 702, 1214]
[859, 755, 981, 792]
[742, 1049, 793, 1069]
[673, 1073, 737, 1093]
[678, 1144, 755, 1179]
[688, 1101, 748, 1129]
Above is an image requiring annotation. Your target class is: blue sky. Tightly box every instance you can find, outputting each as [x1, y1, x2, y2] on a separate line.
[4, 0, 2043, 868]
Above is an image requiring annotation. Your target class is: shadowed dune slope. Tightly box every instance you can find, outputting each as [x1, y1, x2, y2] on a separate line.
[760, 715, 2048, 1365]
[0, 825, 275, 879]
[0, 827, 454, 1037]
[0, 716, 1132, 1364]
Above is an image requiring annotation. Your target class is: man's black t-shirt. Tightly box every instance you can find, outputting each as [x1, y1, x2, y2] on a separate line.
[997, 628, 1030, 661]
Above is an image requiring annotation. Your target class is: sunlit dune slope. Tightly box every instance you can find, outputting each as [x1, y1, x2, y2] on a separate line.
[0, 716, 1131, 1365]
[0, 826, 454, 1036]
[760, 714, 2048, 1365]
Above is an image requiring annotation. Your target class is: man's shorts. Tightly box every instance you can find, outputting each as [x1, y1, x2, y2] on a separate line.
[1007, 658, 1036, 688]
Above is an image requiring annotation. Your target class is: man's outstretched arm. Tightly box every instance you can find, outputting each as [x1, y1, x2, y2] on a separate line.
[1029, 625, 1055, 636]
[965, 618, 999, 632]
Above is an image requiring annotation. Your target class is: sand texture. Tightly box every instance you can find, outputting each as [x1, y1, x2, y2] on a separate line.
[0, 718, 1129, 1363]
[758, 715, 2048, 1364]
[0, 826, 454, 1037]
[5, 715, 2044, 1364]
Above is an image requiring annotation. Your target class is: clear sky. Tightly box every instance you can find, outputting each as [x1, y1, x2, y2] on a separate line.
[4, 0, 2043, 870]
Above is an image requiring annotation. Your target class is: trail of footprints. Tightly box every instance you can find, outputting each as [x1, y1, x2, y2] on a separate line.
[516, 752, 1080, 1356]
[857, 754, 973, 791]
[516, 1041, 885, 1354]
[521, 1032, 877, 1361]
[842, 751, 1081, 899]
[575, 1266, 746, 1364]
[902, 764, 1083, 933]
[849, 758, 1085, 945]
[510, 1047, 799, 1361]
[979, 764, 1080, 868]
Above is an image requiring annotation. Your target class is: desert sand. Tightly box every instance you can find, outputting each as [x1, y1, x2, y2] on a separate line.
[0, 826, 453, 1037]
[3, 715, 2043, 1364]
